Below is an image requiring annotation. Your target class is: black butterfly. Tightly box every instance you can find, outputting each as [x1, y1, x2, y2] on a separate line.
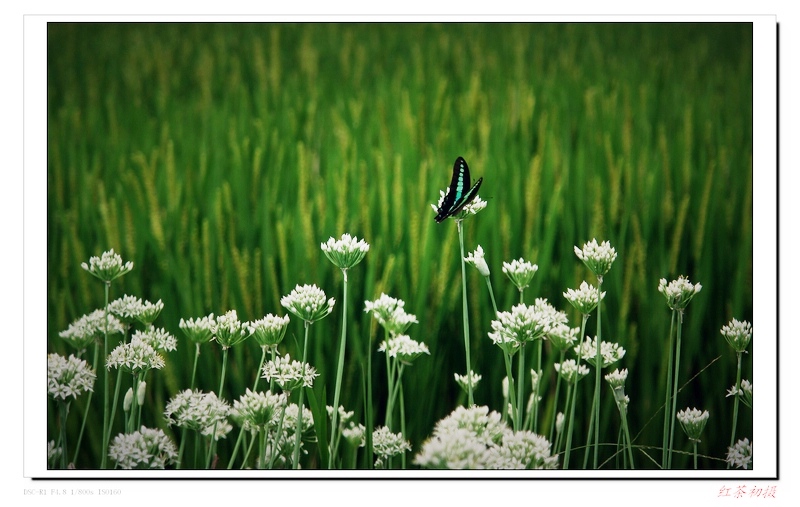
[434, 157, 483, 223]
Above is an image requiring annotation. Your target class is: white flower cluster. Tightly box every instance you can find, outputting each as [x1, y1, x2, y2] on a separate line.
[502, 258, 538, 290]
[214, 309, 253, 348]
[59, 309, 125, 351]
[108, 426, 177, 469]
[364, 293, 418, 336]
[727, 379, 753, 408]
[179, 314, 216, 344]
[378, 334, 430, 365]
[81, 248, 134, 282]
[574, 336, 626, 368]
[164, 389, 231, 437]
[262, 354, 319, 391]
[47, 353, 96, 401]
[726, 437, 752, 469]
[231, 388, 286, 432]
[574, 239, 617, 278]
[106, 333, 166, 374]
[414, 405, 558, 469]
[563, 281, 605, 315]
[547, 323, 580, 351]
[489, 299, 567, 353]
[250, 313, 291, 348]
[132, 327, 177, 352]
[554, 359, 590, 383]
[321, 233, 370, 274]
[281, 284, 335, 324]
[720, 318, 752, 353]
[676, 407, 710, 442]
[372, 426, 411, 467]
[658, 276, 702, 311]
[454, 371, 482, 393]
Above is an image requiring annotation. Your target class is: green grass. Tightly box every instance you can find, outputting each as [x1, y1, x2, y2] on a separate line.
[47, 22, 753, 469]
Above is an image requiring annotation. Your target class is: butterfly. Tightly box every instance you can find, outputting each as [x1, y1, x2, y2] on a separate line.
[434, 156, 483, 223]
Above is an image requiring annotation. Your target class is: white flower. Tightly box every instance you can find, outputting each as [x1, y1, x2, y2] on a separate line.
[179, 314, 216, 344]
[414, 405, 557, 469]
[364, 293, 418, 335]
[108, 426, 177, 469]
[574, 336, 626, 369]
[378, 334, 430, 365]
[574, 239, 617, 278]
[250, 313, 290, 348]
[231, 388, 286, 432]
[321, 233, 369, 277]
[489, 299, 566, 353]
[214, 309, 253, 349]
[502, 258, 538, 291]
[59, 309, 125, 351]
[563, 281, 605, 315]
[48, 353, 96, 401]
[164, 389, 231, 435]
[372, 426, 411, 461]
[281, 284, 335, 324]
[137, 299, 165, 326]
[81, 248, 134, 282]
[658, 276, 702, 311]
[132, 327, 177, 352]
[726, 438, 752, 469]
[720, 318, 752, 353]
[262, 354, 319, 391]
[676, 407, 710, 442]
[454, 371, 482, 393]
[554, 359, 590, 383]
[465, 245, 491, 277]
[106, 334, 166, 374]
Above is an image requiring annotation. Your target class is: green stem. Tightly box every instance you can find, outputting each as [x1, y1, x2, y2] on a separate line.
[292, 320, 311, 469]
[593, 276, 603, 469]
[563, 313, 589, 469]
[59, 402, 69, 469]
[502, 351, 519, 431]
[190, 343, 200, 390]
[365, 330, 374, 469]
[457, 220, 473, 406]
[548, 350, 566, 443]
[618, 403, 635, 469]
[72, 341, 100, 465]
[533, 339, 543, 434]
[329, 269, 349, 468]
[661, 309, 676, 469]
[516, 344, 526, 431]
[267, 400, 288, 470]
[104, 366, 124, 466]
[100, 281, 111, 469]
[667, 309, 684, 469]
[399, 380, 407, 469]
[693, 441, 698, 470]
[218, 347, 229, 398]
[727, 351, 743, 469]
[177, 427, 188, 469]
[484, 276, 498, 316]
[582, 391, 596, 469]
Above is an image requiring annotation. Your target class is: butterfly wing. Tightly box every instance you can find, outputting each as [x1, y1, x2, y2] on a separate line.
[434, 157, 473, 223]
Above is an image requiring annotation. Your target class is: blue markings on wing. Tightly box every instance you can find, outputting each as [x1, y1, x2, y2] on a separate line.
[434, 157, 482, 223]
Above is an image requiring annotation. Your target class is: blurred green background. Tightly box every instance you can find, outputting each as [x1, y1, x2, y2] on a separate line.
[47, 22, 753, 469]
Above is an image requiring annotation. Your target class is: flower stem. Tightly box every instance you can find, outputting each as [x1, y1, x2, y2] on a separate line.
[502, 351, 519, 431]
[365, 330, 374, 468]
[100, 281, 111, 469]
[592, 276, 604, 469]
[292, 320, 311, 469]
[667, 310, 684, 469]
[661, 309, 676, 469]
[484, 276, 498, 316]
[727, 351, 743, 469]
[58, 402, 69, 469]
[457, 219, 473, 406]
[72, 341, 100, 465]
[328, 269, 349, 468]
[563, 313, 589, 469]
[516, 344, 526, 431]
[190, 343, 200, 390]
[549, 350, 566, 443]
